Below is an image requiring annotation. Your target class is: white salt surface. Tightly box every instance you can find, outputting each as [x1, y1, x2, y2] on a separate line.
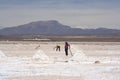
[69, 45, 120, 64]
[0, 42, 120, 80]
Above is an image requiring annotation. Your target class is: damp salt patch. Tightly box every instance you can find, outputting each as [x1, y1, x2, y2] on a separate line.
[106, 66, 120, 72]
[84, 50, 120, 56]
[32, 49, 51, 63]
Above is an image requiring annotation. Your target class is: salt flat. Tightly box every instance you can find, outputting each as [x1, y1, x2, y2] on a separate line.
[0, 41, 120, 80]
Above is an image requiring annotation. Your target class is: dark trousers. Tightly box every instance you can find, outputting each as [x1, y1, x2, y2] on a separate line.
[65, 48, 68, 56]
[56, 46, 60, 51]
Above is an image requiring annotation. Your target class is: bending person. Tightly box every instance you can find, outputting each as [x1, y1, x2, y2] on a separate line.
[56, 44, 60, 51]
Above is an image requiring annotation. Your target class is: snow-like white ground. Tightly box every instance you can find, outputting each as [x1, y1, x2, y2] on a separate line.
[0, 41, 120, 80]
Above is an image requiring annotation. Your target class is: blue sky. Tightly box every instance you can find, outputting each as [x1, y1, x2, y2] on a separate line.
[0, 0, 120, 29]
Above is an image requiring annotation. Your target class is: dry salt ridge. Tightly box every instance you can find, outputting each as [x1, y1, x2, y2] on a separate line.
[0, 41, 120, 80]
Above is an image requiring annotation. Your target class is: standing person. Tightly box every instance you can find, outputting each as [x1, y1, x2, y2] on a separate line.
[64, 42, 70, 56]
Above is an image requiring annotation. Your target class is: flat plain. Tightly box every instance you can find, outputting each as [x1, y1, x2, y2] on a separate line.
[0, 36, 120, 80]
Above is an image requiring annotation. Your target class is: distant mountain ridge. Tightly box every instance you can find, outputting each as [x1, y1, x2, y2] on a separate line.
[0, 20, 120, 36]
[0, 26, 4, 29]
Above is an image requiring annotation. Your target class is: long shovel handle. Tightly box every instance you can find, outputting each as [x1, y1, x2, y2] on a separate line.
[35, 45, 40, 49]
[69, 48, 73, 56]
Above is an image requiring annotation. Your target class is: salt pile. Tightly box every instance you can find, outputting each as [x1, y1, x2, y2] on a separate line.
[69, 45, 88, 63]
[0, 50, 7, 58]
[32, 49, 50, 63]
